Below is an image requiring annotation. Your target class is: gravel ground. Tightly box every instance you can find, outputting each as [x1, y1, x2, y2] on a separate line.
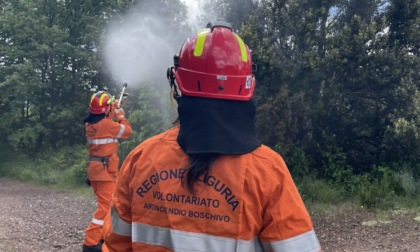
[0, 178, 419, 252]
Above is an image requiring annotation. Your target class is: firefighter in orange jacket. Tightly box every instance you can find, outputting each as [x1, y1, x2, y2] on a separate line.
[83, 91, 132, 252]
[103, 21, 321, 252]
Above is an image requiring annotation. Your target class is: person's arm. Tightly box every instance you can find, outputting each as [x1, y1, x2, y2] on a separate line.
[259, 155, 321, 252]
[113, 107, 132, 140]
[104, 102, 132, 140]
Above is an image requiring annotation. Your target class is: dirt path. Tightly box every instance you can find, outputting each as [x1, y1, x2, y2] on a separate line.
[0, 178, 419, 252]
[0, 178, 96, 252]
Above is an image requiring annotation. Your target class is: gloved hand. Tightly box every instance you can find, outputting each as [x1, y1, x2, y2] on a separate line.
[106, 100, 118, 119]
[115, 107, 125, 119]
[119, 93, 129, 107]
[111, 100, 119, 109]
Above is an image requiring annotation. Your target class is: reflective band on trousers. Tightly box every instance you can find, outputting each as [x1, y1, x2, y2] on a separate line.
[110, 207, 320, 252]
[92, 218, 104, 226]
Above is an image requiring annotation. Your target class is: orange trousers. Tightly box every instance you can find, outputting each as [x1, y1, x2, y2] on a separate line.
[83, 181, 115, 251]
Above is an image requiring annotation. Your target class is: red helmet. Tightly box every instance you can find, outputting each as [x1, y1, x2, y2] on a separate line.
[173, 21, 256, 101]
[89, 91, 114, 114]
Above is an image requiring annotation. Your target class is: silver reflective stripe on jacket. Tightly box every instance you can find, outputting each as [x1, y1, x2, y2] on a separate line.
[111, 207, 132, 236]
[261, 230, 321, 252]
[111, 209, 262, 251]
[87, 138, 119, 145]
[117, 124, 126, 139]
[132, 222, 264, 252]
[88, 125, 126, 144]
[111, 207, 320, 252]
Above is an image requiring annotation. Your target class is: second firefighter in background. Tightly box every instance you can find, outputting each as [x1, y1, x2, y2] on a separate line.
[82, 91, 132, 252]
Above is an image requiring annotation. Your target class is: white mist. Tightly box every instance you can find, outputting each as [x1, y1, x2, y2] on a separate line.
[102, 2, 188, 88]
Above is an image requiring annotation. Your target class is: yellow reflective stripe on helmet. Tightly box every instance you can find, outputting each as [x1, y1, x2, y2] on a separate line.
[235, 34, 248, 62]
[98, 93, 108, 106]
[107, 95, 115, 105]
[194, 30, 208, 57]
[90, 93, 96, 103]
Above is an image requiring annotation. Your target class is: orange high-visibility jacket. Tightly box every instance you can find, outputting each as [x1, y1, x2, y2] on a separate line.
[103, 126, 321, 251]
[85, 106, 132, 181]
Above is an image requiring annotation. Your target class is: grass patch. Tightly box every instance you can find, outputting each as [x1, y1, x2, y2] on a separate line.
[414, 216, 420, 224]
[306, 201, 361, 216]
[298, 176, 345, 204]
[0, 145, 89, 190]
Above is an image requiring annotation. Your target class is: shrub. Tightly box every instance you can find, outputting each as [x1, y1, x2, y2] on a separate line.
[394, 171, 417, 196]
[69, 158, 89, 186]
[358, 166, 395, 209]
[283, 145, 310, 179]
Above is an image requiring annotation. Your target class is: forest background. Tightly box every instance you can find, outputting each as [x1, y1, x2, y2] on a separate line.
[0, 0, 419, 211]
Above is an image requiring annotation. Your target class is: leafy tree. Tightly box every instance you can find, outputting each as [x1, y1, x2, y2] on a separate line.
[380, 0, 420, 174]
[240, 0, 420, 178]
[240, 0, 343, 170]
[198, 0, 256, 30]
[1, 0, 113, 152]
[0, 0, 189, 154]
[387, 0, 419, 54]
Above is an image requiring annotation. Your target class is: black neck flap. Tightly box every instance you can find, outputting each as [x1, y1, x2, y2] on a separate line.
[83, 113, 105, 124]
[177, 96, 261, 155]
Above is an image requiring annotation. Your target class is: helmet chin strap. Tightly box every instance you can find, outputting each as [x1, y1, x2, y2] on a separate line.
[167, 66, 181, 103]
[104, 103, 112, 116]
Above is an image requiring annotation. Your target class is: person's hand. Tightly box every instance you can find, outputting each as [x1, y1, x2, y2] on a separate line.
[115, 108, 125, 119]
[119, 93, 129, 107]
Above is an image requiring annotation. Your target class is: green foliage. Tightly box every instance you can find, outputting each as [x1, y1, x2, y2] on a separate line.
[255, 85, 311, 163]
[0, 146, 31, 177]
[297, 176, 345, 205]
[321, 147, 349, 179]
[392, 162, 420, 183]
[45, 145, 88, 186]
[66, 160, 89, 187]
[383, 97, 420, 166]
[119, 83, 175, 161]
[319, 147, 363, 195]
[394, 171, 418, 196]
[0, 145, 88, 187]
[283, 145, 310, 179]
[358, 166, 396, 209]
[387, 0, 420, 52]
[239, 0, 420, 184]
[0, 0, 117, 153]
